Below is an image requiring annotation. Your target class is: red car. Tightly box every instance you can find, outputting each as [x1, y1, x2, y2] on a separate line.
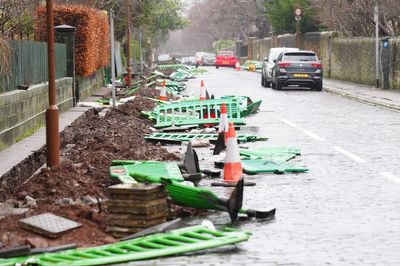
[215, 50, 237, 68]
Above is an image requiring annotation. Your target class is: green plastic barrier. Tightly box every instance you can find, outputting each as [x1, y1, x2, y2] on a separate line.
[158, 64, 187, 71]
[241, 159, 308, 174]
[145, 133, 267, 143]
[110, 161, 184, 183]
[239, 147, 301, 163]
[0, 225, 249, 266]
[154, 98, 246, 128]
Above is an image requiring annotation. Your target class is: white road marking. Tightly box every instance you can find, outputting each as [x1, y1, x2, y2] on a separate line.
[302, 130, 326, 142]
[281, 118, 299, 128]
[333, 146, 367, 163]
[380, 172, 400, 186]
[281, 118, 326, 142]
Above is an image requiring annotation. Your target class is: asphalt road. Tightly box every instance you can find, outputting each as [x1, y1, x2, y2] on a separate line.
[128, 67, 400, 265]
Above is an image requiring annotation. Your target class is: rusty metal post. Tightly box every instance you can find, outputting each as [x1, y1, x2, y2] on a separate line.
[46, 0, 60, 167]
[126, 1, 132, 87]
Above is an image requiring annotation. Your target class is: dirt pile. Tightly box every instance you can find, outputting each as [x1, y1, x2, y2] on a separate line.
[0, 95, 183, 249]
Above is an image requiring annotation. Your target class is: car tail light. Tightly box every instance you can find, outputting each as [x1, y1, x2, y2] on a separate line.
[311, 63, 322, 68]
[278, 62, 291, 68]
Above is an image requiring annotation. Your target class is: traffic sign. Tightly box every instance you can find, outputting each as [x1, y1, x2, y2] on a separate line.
[295, 8, 301, 16]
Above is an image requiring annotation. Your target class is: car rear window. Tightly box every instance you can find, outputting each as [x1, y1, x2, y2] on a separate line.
[218, 51, 234, 56]
[282, 53, 317, 61]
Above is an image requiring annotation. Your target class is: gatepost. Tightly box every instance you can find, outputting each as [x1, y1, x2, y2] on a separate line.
[55, 24, 77, 105]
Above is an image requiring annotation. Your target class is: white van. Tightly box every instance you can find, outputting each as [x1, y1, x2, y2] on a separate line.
[261, 47, 299, 87]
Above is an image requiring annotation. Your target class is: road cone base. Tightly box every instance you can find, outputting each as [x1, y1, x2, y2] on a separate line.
[211, 181, 256, 187]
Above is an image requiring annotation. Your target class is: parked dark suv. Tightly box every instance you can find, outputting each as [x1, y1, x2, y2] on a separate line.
[271, 50, 323, 91]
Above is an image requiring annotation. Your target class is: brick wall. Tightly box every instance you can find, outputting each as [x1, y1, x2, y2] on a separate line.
[0, 78, 73, 151]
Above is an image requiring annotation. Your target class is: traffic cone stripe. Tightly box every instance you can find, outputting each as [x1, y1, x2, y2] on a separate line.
[218, 103, 229, 134]
[200, 80, 206, 100]
[160, 80, 167, 101]
[224, 138, 241, 162]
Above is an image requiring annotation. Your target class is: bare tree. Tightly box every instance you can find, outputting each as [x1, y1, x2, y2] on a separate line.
[0, 0, 35, 39]
[311, 0, 400, 36]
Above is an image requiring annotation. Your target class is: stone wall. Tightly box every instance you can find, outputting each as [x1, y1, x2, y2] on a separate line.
[77, 68, 104, 101]
[0, 78, 73, 151]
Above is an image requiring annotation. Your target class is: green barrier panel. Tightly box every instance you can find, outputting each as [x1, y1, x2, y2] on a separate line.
[152, 71, 169, 78]
[239, 147, 301, 163]
[189, 68, 208, 74]
[242, 100, 262, 117]
[0, 225, 249, 266]
[241, 159, 308, 174]
[158, 64, 187, 71]
[154, 98, 246, 128]
[110, 161, 184, 183]
[145, 133, 267, 143]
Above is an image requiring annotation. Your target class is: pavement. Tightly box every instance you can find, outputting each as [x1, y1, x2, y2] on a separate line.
[1, 75, 399, 186]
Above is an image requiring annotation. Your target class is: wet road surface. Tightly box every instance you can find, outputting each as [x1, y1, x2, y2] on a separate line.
[127, 67, 400, 265]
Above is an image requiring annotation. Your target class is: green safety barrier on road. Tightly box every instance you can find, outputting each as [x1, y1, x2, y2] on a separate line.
[189, 68, 208, 75]
[241, 60, 262, 71]
[144, 133, 268, 143]
[153, 98, 246, 128]
[110, 161, 184, 184]
[158, 64, 187, 71]
[239, 147, 301, 163]
[241, 159, 308, 174]
[0, 225, 250, 266]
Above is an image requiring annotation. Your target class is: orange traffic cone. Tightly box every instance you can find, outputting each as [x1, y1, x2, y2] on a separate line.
[160, 80, 167, 101]
[223, 122, 242, 183]
[212, 122, 256, 187]
[218, 103, 229, 135]
[200, 80, 206, 100]
[235, 61, 241, 71]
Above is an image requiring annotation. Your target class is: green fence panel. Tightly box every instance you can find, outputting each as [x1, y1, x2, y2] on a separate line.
[242, 159, 308, 174]
[145, 133, 267, 143]
[0, 225, 249, 266]
[154, 98, 246, 128]
[0, 40, 67, 93]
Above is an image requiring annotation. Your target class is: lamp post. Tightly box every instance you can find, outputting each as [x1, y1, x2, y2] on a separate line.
[45, 0, 60, 167]
[126, 0, 132, 87]
[374, 2, 379, 88]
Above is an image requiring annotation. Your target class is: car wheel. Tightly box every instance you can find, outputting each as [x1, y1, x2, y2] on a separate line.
[216, 66, 219, 69]
[276, 81, 283, 90]
[313, 82, 323, 91]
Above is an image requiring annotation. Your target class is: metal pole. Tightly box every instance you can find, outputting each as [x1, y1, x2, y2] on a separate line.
[126, 1, 131, 87]
[45, 0, 60, 167]
[110, 9, 116, 108]
[139, 28, 143, 73]
[374, 3, 379, 88]
[295, 0, 301, 49]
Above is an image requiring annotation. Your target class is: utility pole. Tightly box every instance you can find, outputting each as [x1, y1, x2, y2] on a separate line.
[126, 0, 132, 87]
[374, 1, 379, 88]
[110, 9, 116, 108]
[45, 0, 60, 167]
[295, 0, 301, 49]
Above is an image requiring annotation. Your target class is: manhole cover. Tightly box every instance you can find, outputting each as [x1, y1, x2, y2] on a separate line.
[19, 212, 82, 238]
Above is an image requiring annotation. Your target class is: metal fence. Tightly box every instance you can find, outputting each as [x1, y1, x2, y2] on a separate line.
[0, 40, 67, 93]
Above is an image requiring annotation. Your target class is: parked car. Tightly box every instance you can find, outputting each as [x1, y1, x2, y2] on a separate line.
[202, 53, 216, 66]
[182, 56, 196, 66]
[215, 50, 237, 69]
[195, 52, 208, 67]
[271, 50, 323, 91]
[261, 47, 299, 88]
